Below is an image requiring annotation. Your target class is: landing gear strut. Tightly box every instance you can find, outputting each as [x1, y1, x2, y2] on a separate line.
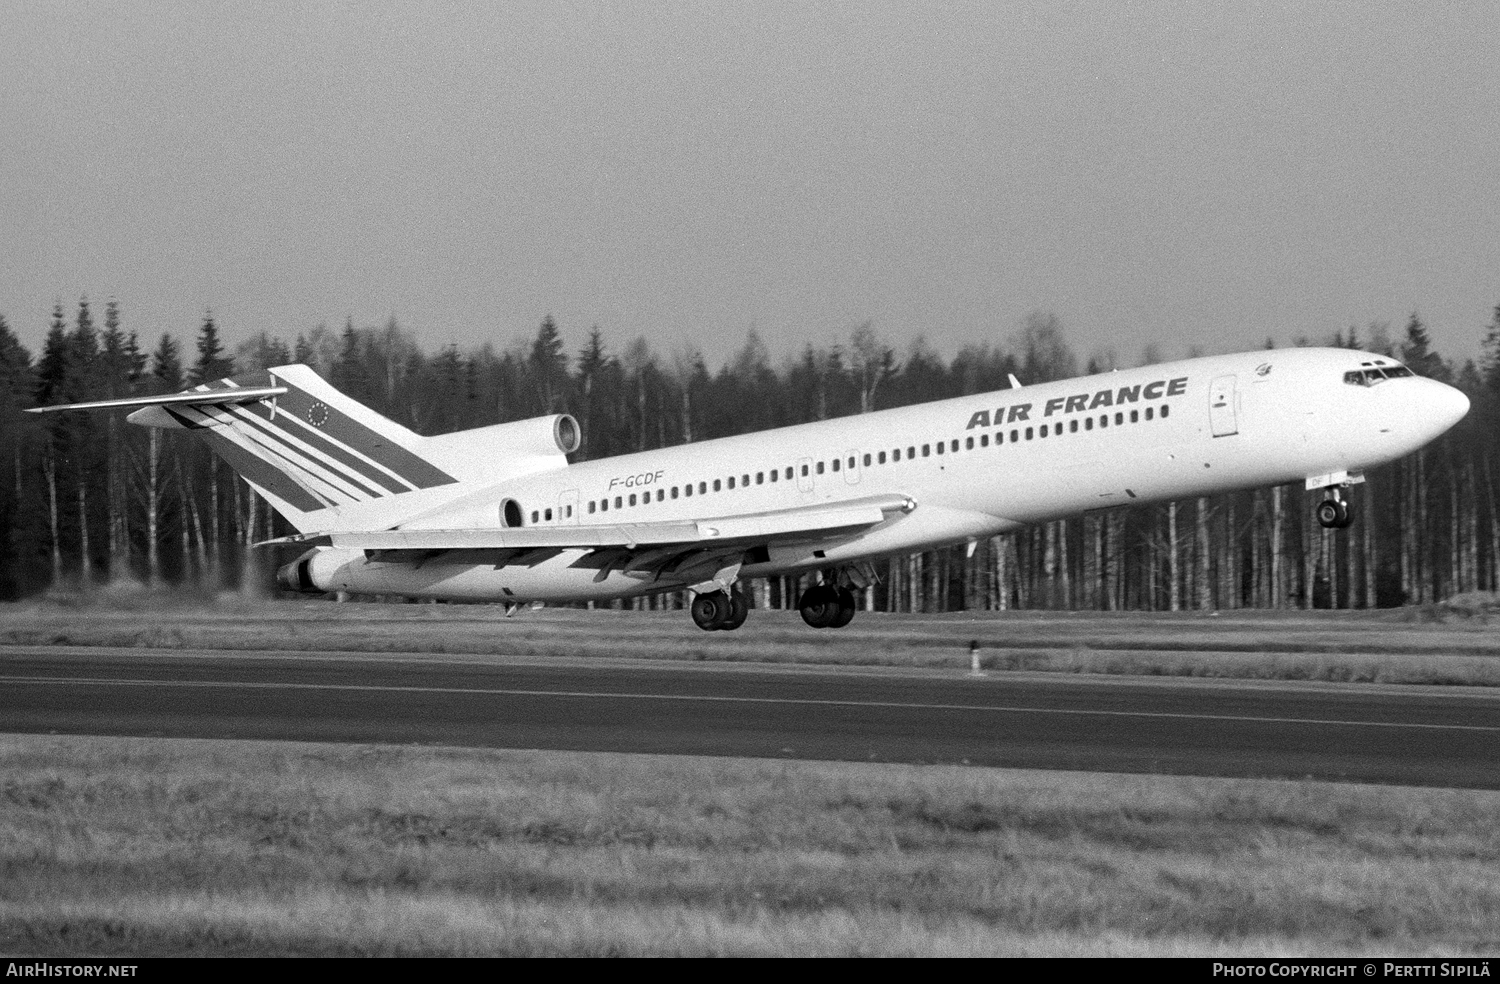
[1315, 488, 1353, 529]
[799, 582, 857, 629]
[691, 589, 748, 631]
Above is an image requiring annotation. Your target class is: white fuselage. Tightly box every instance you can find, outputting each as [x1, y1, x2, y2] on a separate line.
[302, 347, 1469, 602]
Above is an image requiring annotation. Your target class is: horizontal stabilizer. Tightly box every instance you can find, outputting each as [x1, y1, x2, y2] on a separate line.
[25, 386, 288, 414]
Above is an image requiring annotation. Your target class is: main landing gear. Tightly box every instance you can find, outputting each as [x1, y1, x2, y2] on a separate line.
[798, 582, 857, 629]
[690, 589, 749, 631]
[1315, 488, 1354, 530]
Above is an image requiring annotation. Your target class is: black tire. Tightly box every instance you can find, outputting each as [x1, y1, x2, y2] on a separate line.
[799, 584, 841, 628]
[1316, 500, 1342, 529]
[691, 591, 729, 631]
[1335, 500, 1354, 529]
[721, 591, 749, 631]
[829, 586, 857, 628]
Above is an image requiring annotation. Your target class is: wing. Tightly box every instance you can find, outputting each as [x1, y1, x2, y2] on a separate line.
[260, 492, 916, 586]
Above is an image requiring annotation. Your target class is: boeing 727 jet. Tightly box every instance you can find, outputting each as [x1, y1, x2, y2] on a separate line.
[31, 347, 1469, 630]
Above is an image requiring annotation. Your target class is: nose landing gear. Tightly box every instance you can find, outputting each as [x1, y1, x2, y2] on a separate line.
[1315, 489, 1353, 529]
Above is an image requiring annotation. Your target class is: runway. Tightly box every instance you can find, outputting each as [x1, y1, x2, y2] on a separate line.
[1, 645, 1496, 788]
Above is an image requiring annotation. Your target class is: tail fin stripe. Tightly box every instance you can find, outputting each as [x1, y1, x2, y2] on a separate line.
[270, 381, 456, 490]
[221, 403, 407, 498]
[214, 406, 385, 502]
[190, 423, 333, 512]
[176, 404, 378, 504]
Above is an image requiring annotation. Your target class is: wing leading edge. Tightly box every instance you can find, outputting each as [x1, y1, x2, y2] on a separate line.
[260, 492, 916, 555]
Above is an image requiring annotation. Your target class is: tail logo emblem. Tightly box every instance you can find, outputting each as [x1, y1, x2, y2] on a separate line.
[307, 401, 329, 427]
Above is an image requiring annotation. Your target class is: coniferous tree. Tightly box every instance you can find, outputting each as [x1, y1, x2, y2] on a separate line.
[0, 315, 37, 598]
[529, 315, 569, 414]
[190, 311, 233, 384]
[152, 334, 183, 391]
[1480, 304, 1500, 395]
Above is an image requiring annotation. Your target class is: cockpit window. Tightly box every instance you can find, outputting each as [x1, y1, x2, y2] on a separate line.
[1344, 365, 1414, 386]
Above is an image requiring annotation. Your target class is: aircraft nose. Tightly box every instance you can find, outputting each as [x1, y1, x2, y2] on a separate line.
[1425, 379, 1470, 432]
[1422, 381, 1470, 432]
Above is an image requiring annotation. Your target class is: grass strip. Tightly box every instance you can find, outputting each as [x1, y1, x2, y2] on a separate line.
[2, 735, 1497, 956]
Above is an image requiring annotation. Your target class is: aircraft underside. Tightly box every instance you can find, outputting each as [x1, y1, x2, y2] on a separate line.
[278, 544, 883, 631]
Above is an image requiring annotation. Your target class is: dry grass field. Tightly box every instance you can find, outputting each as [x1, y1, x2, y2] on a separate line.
[3, 735, 1498, 957]
[5, 590, 1500, 685]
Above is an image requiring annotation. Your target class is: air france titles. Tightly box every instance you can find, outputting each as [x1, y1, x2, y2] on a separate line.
[965, 377, 1189, 430]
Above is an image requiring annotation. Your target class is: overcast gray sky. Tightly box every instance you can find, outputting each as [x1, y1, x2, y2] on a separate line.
[2, 1, 1496, 370]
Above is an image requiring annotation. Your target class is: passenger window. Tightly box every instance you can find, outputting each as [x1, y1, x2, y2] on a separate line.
[1069, 420, 1078, 433]
[601, 500, 609, 513]
[589, 501, 596, 514]
[742, 474, 749, 486]
[614, 496, 622, 508]
[1010, 429, 1018, 443]
[1085, 418, 1093, 431]
[1025, 427, 1033, 440]
[950, 439, 959, 452]
[908, 446, 916, 458]
[1161, 405, 1170, 418]
[1100, 415, 1108, 428]
[833, 459, 841, 471]
[800, 464, 809, 476]
[727, 477, 735, 489]
[671, 487, 679, 499]
[816, 462, 825, 474]
[1130, 410, 1139, 423]
[785, 467, 793, 479]
[629, 494, 636, 506]
[1040, 425, 1048, 438]
[935, 443, 943, 456]
[878, 451, 887, 464]
[922, 445, 930, 457]
[966, 437, 974, 450]
[531, 510, 539, 523]
[657, 489, 664, 501]
[1115, 412, 1123, 426]
[684, 485, 693, 498]
[1145, 407, 1154, 420]
[756, 472, 764, 485]
[769, 470, 777, 483]
[863, 453, 871, 467]
[892, 449, 901, 462]
[980, 435, 988, 447]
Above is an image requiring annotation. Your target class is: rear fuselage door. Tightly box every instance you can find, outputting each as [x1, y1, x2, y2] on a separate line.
[1209, 375, 1238, 437]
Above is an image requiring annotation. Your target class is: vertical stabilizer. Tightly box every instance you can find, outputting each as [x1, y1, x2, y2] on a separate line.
[124, 365, 460, 532]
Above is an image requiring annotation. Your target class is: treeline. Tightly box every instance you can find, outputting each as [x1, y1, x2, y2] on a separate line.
[2, 299, 1500, 612]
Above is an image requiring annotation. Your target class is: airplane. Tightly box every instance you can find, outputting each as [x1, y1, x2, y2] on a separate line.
[29, 346, 1469, 631]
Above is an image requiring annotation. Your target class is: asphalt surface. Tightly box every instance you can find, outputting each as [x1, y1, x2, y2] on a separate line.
[1, 645, 1497, 788]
